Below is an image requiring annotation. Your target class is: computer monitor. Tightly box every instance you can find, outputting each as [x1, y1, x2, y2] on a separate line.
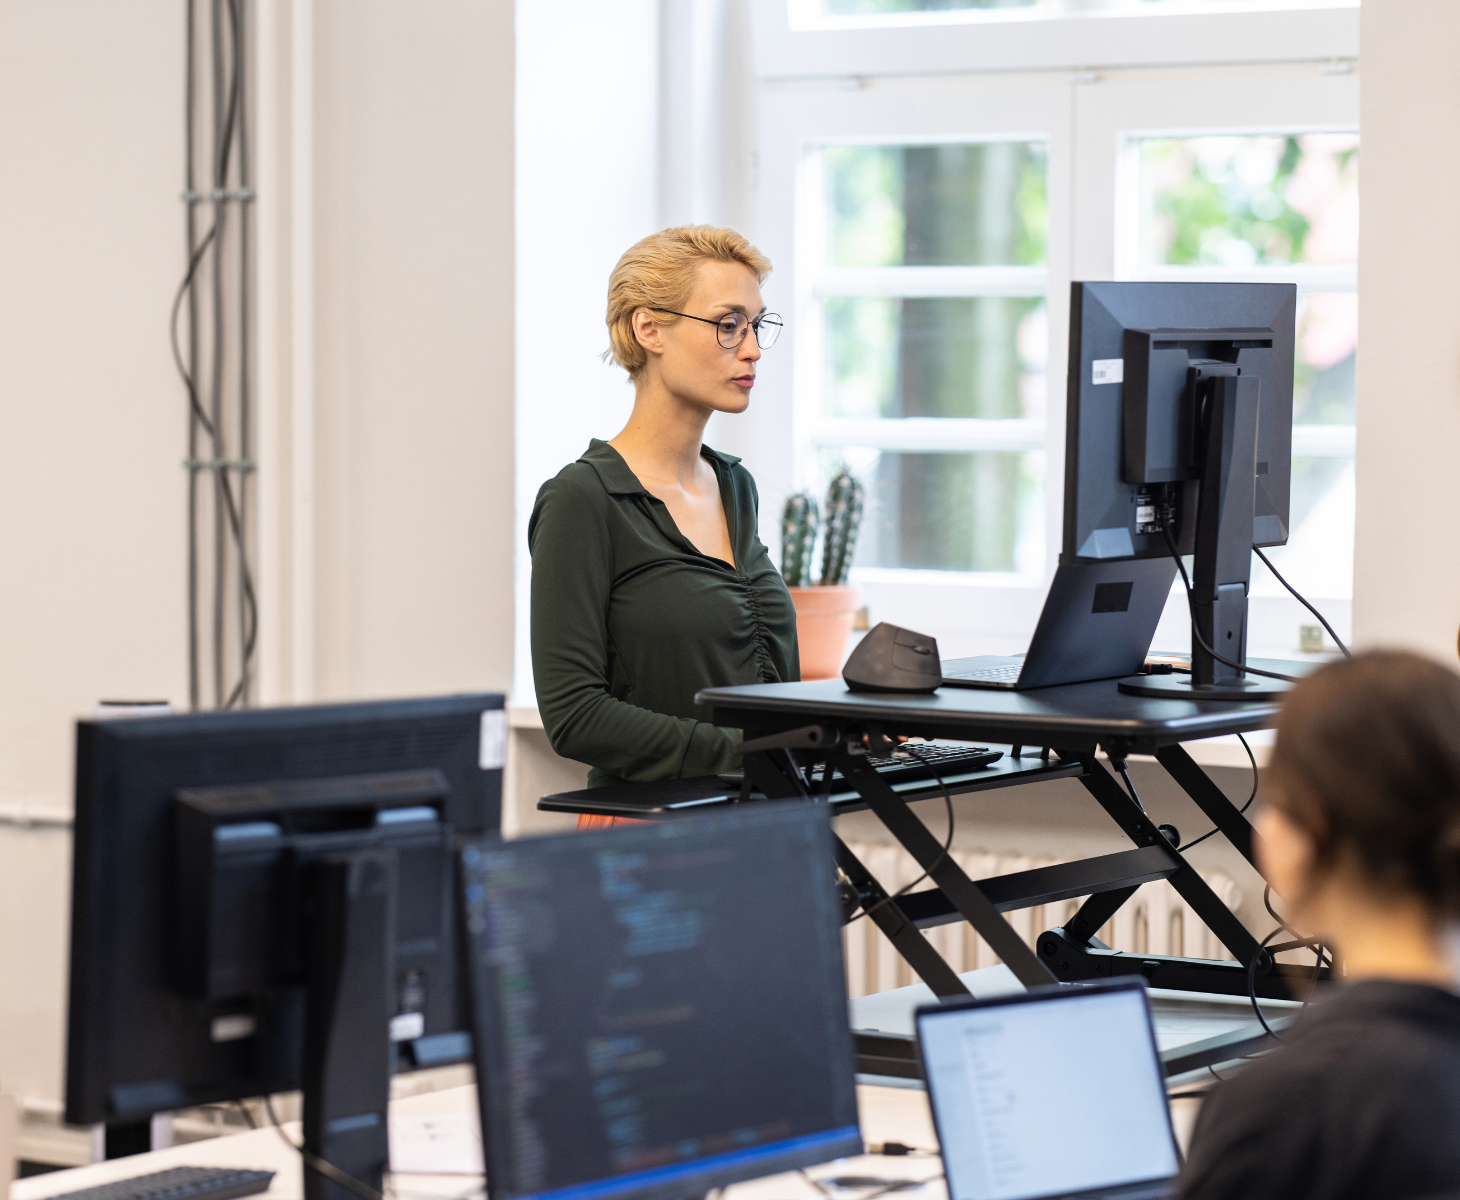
[458, 804, 863, 1200]
[1064, 281, 1297, 697]
[65, 694, 505, 1197]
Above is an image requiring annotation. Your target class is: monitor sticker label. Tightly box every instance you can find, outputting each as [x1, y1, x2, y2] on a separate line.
[1092, 358, 1124, 385]
[480, 709, 507, 770]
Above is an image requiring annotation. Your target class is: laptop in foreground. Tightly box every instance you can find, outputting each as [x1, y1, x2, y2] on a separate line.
[942, 557, 1178, 690]
[917, 977, 1180, 1200]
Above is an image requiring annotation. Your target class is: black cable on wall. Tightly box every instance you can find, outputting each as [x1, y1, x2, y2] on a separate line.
[172, 0, 257, 710]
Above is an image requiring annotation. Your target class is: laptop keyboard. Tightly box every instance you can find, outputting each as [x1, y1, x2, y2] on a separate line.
[943, 662, 1022, 683]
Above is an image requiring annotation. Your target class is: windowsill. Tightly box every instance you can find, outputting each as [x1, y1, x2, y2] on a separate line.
[850, 567, 1044, 588]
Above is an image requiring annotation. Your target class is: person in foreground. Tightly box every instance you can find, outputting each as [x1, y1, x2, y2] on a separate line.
[1179, 649, 1460, 1200]
[529, 226, 797, 827]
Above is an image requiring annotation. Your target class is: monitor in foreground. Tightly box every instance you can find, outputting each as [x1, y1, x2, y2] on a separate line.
[65, 694, 505, 1194]
[460, 804, 862, 1200]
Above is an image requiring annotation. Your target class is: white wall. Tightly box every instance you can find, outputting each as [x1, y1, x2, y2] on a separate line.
[511, 0, 661, 708]
[0, 0, 515, 1109]
[312, 0, 515, 702]
[1353, 2, 1460, 661]
[0, 0, 190, 1104]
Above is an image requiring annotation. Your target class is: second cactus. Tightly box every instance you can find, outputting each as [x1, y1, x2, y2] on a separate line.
[819, 466, 864, 586]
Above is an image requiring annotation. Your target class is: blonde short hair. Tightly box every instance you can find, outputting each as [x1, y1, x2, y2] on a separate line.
[605, 225, 772, 381]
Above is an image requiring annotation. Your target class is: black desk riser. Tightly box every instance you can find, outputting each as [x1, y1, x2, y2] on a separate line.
[538, 662, 1326, 1067]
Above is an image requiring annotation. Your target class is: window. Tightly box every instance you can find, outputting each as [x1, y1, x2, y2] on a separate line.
[796, 0, 1357, 27]
[806, 141, 1049, 576]
[752, 6, 1356, 654]
[1130, 132, 1358, 604]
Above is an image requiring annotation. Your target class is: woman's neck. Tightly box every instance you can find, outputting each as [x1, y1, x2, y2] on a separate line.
[1325, 886, 1456, 989]
[610, 376, 712, 488]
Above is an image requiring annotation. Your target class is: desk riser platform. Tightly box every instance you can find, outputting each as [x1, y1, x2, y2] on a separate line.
[701, 672, 1326, 1006]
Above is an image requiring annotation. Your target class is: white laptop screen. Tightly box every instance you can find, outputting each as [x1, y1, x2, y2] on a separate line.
[918, 988, 1179, 1200]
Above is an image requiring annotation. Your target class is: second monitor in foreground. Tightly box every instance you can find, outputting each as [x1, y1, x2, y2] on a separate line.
[459, 804, 863, 1200]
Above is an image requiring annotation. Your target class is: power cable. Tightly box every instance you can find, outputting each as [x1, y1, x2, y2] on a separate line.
[1253, 545, 1351, 659]
[1160, 522, 1301, 684]
[262, 1096, 387, 1200]
[1178, 732, 1258, 853]
[848, 745, 955, 925]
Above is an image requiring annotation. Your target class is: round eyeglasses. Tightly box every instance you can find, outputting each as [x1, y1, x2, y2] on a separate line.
[651, 308, 784, 350]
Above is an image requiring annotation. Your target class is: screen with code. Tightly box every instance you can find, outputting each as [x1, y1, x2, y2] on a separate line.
[460, 804, 861, 1200]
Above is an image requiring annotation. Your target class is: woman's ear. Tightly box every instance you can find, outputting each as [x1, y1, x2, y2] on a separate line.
[632, 308, 664, 358]
[1256, 803, 1322, 923]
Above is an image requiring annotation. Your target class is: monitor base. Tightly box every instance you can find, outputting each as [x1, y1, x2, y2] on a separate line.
[1118, 673, 1293, 701]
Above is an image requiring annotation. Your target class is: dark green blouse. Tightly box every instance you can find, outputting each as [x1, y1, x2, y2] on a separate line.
[529, 439, 799, 788]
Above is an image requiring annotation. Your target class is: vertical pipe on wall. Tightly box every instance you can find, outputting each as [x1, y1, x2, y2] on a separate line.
[289, 0, 316, 703]
[185, 0, 202, 710]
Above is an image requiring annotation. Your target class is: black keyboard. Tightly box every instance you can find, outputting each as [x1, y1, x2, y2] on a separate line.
[863, 743, 1002, 781]
[716, 743, 1003, 792]
[46, 1167, 276, 1200]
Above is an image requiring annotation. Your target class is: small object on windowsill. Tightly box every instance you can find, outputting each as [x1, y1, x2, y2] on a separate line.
[1299, 624, 1325, 654]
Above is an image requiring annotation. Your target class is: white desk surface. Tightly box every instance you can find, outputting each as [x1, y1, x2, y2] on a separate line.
[12, 1084, 946, 1200]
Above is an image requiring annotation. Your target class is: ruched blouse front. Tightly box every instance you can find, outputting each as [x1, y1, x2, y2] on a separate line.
[528, 439, 798, 787]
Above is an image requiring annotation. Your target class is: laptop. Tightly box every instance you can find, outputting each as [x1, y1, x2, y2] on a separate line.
[915, 978, 1180, 1200]
[941, 558, 1178, 690]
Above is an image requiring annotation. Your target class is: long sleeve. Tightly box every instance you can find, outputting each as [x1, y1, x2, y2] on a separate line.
[529, 471, 739, 784]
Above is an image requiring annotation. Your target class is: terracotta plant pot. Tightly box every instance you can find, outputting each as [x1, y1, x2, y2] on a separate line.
[789, 585, 860, 681]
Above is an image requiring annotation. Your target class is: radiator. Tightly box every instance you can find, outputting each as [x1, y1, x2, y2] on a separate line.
[841, 841, 1241, 1000]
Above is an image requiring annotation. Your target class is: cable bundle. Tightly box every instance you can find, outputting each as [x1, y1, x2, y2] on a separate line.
[171, 0, 257, 709]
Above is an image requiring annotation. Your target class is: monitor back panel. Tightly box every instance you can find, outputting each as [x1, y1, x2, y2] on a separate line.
[460, 804, 862, 1200]
[1017, 557, 1178, 688]
[65, 694, 503, 1125]
[1064, 281, 1296, 561]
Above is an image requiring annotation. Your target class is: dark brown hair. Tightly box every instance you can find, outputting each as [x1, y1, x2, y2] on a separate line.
[1270, 649, 1460, 912]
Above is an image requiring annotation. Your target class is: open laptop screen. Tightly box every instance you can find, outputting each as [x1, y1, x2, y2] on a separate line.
[917, 983, 1179, 1200]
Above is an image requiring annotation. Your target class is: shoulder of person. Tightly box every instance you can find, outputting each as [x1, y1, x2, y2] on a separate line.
[529, 455, 615, 548]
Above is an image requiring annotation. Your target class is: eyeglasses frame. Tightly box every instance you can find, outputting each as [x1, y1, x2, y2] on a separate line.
[648, 307, 784, 350]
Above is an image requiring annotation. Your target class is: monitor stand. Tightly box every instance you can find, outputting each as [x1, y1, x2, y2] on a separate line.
[301, 851, 395, 1200]
[1120, 372, 1294, 702]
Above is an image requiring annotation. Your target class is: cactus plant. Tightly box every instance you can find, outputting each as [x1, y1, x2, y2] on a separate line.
[819, 467, 864, 586]
[780, 491, 820, 587]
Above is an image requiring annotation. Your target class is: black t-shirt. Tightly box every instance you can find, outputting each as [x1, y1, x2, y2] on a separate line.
[1179, 980, 1460, 1200]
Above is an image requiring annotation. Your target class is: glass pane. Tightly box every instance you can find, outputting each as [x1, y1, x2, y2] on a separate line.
[1253, 456, 1354, 600]
[824, 297, 1047, 419]
[1139, 133, 1358, 268]
[1295, 292, 1356, 426]
[825, 142, 1047, 267]
[827, 449, 1044, 573]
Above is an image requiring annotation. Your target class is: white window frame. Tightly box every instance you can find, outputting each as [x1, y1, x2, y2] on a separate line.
[749, 0, 1358, 81]
[745, 1, 1360, 658]
[752, 75, 1073, 655]
[1073, 67, 1359, 654]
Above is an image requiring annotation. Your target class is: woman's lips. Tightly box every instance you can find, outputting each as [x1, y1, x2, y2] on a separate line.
[732, 375, 755, 389]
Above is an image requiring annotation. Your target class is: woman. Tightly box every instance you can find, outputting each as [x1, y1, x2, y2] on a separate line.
[528, 226, 797, 826]
[1179, 650, 1460, 1200]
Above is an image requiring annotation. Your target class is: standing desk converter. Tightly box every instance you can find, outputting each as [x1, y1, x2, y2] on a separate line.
[538, 665, 1323, 1074]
